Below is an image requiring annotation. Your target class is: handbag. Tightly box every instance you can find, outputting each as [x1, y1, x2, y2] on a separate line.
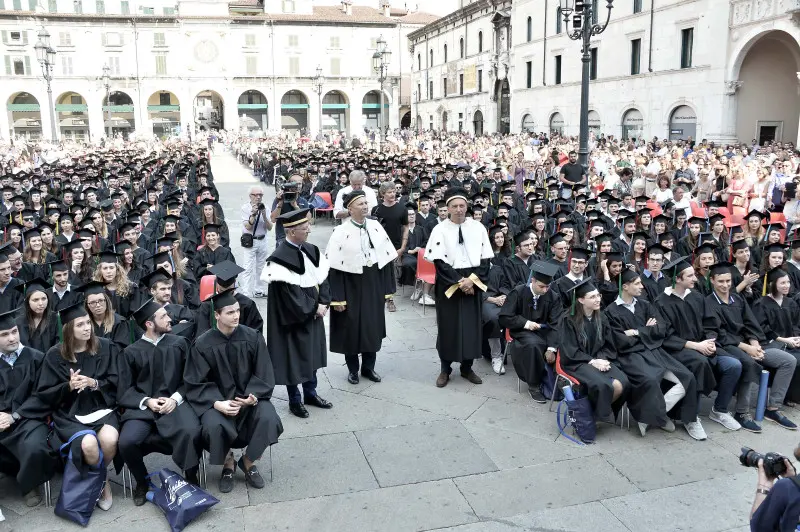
[539, 363, 563, 402]
[556, 391, 597, 445]
[54, 429, 107, 526]
[147, 468, 219, 532]
[240, 208, 261, 249]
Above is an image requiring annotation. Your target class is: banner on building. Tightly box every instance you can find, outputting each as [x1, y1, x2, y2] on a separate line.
[463, 65, 477, 91]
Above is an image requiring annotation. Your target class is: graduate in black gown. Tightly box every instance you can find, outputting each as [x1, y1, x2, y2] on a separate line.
[263, 208, 333, 419]
[425, 187, 494, 388]
[76, 281, 134, 351]
[326, 190, 395, 385]
[184, 290, 283, 494]
[36, 302, 120, 510]
[499, 261, 564, 402]
[116, 299, 202, 505]
[193, 223, 236, 279]
[559, 279, 630, 423]
[140, 266, 196, 341]
[604, 268, 699, 436]
[45, 258, 83, 311]
[14, 278, 59, 354]
[195, 261, 263, 336]
[0, 309, 58, 506]
[544, 232, 570, 279]
[399, 203, 430, 290]
[0, 252, 23, 314]
[549, 246, 590, 310]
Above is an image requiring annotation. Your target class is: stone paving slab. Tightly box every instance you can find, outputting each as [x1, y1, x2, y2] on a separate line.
[355, 420, 498, 487]
[241, 479, 478, 532]
[454, 455, 640, 519]
[506, 501, 633, 532]
[360, 377, 488, 419]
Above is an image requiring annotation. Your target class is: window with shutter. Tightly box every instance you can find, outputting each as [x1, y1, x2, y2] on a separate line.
[73, 0, 81, 12]
[47, 0, 56, 11]
[120, 0, 129, 13]
[287, 35, 298, 47]
[330, 36, 339, 48]
[162, 6, 174, 14]
[12, 0, 21, 10]
[245, 34, 255, 46]
[330, 57, 340, 75]
[28, 0, 36, 10]
[13, 59, 23, 74]
[289, 57, 299, 75]
[23, 55, 29, 74]
[96, 0, 104, 13]
[0, 31, 6, 44]
[245, 56, 257, 75]
[155, 54, 166, 75]
[154, 33, 165, 46]
[4, 56, 12, 75]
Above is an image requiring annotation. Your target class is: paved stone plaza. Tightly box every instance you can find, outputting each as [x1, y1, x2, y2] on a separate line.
[1, 148, 796, 532]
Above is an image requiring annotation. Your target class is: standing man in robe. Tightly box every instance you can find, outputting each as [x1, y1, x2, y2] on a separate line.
[184, 290, 283, 493]
[263, 208, 333, 418]
[326, 190, 395, 385]
[426, 187, 494, 388]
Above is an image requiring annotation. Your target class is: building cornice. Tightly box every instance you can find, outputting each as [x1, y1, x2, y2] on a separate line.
[407, 0, 492, 41]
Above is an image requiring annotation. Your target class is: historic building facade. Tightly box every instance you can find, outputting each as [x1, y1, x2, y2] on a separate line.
[1, 0, 437, 140]
[410, 0, 800, 145]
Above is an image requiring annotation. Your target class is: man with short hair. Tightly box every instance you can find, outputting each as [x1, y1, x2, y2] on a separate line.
[195, 261, 263, 336]
[0, 254, 22, 314]
[0, 309, 57, 508]
[140, 267, 196, 341]
[558, 150, 586, 199]
[117, 300, 203, 505]
[332, 171, 378, 219]
[240, 185, 273, 298]
[185, 290, 284, 493]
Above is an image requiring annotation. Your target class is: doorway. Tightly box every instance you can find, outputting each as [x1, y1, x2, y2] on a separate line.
[757, 121, 782, 145]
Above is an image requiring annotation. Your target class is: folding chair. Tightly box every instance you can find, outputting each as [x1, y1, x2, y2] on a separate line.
[312, 192, 334, 223]
[43, 480, 52, 507]
[413, 249, 436, 315]
[199, 275, 217, 301]
[549, 351, 579, 412]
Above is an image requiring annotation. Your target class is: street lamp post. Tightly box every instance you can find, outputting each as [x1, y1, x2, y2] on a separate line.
[559, 0, 613, 174]
[312, 65, 324, 139]
[371, 35, 391, 148]
[412, 90, 417, 131]
[34, 28, 57, 142]
[102, 64, 111, 139]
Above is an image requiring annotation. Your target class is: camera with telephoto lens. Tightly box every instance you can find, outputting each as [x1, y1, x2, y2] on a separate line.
[281, 182, 300, 202]
[740, 447, 788, 479]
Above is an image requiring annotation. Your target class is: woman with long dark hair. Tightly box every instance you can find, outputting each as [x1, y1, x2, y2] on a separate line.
[193, 224, 235, 279]
[35, 302, 120, 511]
[15, 279, 59, 353]
[196, 198, 230, 248]
[116, 241, 146, 285]
[66, 240, 94, 285]
[79, 281, 132, 351]
[597, 251, 626, 307]
[559, 279, 630, 423]
[676, 216, 704, 258]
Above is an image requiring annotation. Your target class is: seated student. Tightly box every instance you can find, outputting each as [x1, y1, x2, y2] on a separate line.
[78, 281, 133, 351]
[148, 245, 201, 310]
[753, 267, 800, 416]
[93, 251, 138, 319]
[140, 267, 196, 341]
[0, 253, 23, 314]
[550, 246, 590, 309]
[657, 258, 741, 438]
[752, 243, 787, 299]
[500, 230, 537, 292]
[559, 279, 630, 423]
[195, 261, 263, 337]
[605, 268, 699, 437]
[36, 302, 120, 511]
[184, 290, 283, 493]
[731, 239, 760, 305]
[0, 309, 58, 507]
[545, 232, 570, 279]
[400, 203, 432, 305]
[193, 223, 235, 280]
[15, 278, 59, 354]
[117, 299, 203, 506]
[692, 241, 718, 297]
[786, 239, 800, 298]
[704, 262, 798, 432]
[498, 261, 563, 402]
[481, 262, 507, 369]
[45, 258, 82, 311]
[597, 251, 626, 308]
[640, 243, 669, 302]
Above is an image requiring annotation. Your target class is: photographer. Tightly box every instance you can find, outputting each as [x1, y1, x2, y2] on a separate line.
[240, 185, 273, 298]
[750, 446, 800, 532]
[270, 174, 309, 246]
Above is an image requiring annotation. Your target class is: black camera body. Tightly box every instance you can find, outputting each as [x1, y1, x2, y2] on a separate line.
[281, 182, 300, 202]
[740, 447, 788, 479]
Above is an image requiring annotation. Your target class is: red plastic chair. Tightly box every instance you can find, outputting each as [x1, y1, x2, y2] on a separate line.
[690, 206, 706, 218]
[717, 206, 730, 218]
[650, 206, 663, 217]
[549, 351, 581, 412]
[199, 275, 217, 301]
[313, 192, 334, 223]
[646, 201, 658, 210]
[689, 200, 700, 209]
[731, 206, 747, 217]
[771, 212, 786, 224]
[414, 248, 436, 315]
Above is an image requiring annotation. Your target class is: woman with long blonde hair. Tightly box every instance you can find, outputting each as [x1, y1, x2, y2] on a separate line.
[92, 252, 136, 317]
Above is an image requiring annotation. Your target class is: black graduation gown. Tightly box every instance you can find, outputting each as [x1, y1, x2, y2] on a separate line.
[0, 347, 58, 494]
[703, 292, 764, 384]
[16, 316, 59, 355]
[93, 314, 133, 351]
[399, 226, 429, 286]
[329, 263, 391, 356]
[753, 295, 800, 403]
[117, 335, 201, 470]
[641, 272, 668, 303]
[36, 338, 121, 473]
[787, 262, 800, 298]
[46, 286, 82, 312]
[605, 299, 699, 426]
[500, 255, 532, 293]
[433, 258, 490, 364]
[545, 257, 568, 280]
[558, 315, 630, 420]
[172, 278, 200, 310]
[654, 291, 718, 396]
[551, 274, 583, 310]
[184, 326, 283, 465]
[107, 286, 138, 318]
[0, 278, 23, 314]
[193, 245, 236, 280]
[499, 285, 562, 386]
[195, 292, 262, 337]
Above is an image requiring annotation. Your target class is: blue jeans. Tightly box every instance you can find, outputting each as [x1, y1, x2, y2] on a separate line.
[712, 354, 742, 412]
[287, 372, 318, 404]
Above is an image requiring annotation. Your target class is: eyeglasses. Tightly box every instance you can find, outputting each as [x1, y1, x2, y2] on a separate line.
[249, 193, 263, 197]
[87, 300, 105, 307]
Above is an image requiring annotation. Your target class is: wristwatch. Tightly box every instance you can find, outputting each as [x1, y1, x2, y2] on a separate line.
[11, 412, 20, 423]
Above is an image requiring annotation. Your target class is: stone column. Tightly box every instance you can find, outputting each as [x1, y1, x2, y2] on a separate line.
[715, 80, 742, 145]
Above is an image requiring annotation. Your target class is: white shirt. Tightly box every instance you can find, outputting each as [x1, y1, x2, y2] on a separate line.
[333, 186, 378, 218]
[241, 202, 269, 238]
[614, 296, 637, 314]
[138, 333, 184, 410]
[664, 287, 691, 300]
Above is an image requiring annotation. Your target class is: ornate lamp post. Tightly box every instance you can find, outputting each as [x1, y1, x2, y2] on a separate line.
[371, 35, 391, 146]
[34, 27, 58, 141]
[312, 64, 324, 138]
[102, 63, 111, 138]
[559, 0, 614, 173]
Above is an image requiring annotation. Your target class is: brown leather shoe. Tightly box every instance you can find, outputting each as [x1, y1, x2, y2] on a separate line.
[435, 372, 449, 388]
[461, 371, 483, 384]
[386, 299, 397, 312]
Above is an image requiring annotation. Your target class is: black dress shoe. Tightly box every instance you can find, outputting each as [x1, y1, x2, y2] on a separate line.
[219, 466, 235, 493]
[237, 457, 266, 489]
[185, 468, 200, 486]
[348, 372, 359, 384]
[289, 402, 310, 418]
[304, 394, 333, 409]
[133, 483, 148, 506]
[361, 369, 382, 382]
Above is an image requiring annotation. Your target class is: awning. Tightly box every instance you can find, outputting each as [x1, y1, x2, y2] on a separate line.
[105, 118, 132, 128]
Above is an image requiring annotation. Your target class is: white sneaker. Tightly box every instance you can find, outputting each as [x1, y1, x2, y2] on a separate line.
[420, 294, 436, 306]
[491, 357, 503, 375]
[685, 417, 708, 441]
[709, 407, 742, 431]
[660, 418, 676, 433]
[410, 288, 421, 300]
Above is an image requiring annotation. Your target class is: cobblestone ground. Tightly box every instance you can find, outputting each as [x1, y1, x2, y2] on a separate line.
[0, 146, 784, 532]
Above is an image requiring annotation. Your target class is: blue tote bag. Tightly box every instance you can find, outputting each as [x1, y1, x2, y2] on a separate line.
[54, 429, 107, 526]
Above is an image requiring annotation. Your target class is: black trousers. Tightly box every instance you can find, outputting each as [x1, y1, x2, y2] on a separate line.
[440, 358, 474, 374]
[119, 420, 198, 484]
[345, 352, 376, 373]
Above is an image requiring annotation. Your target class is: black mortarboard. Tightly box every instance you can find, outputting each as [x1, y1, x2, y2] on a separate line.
[567, 277, 597, 299]
[45, 259, 69, 273]
[209, 261, 244, 286]
[140, 267, 172, 288]
[767, 265, 788, 285]
[513, 231, 534, 246]
[688, 216, 707, 226]
[97, 251, 121, 264]
[131, 298, 163, 328]
[746, 209, 766, 221]
[763, 243, 787, 255]
[605, 251, 625, 263]
[570, 246, 591, 260]
[620, 268, 639, 284]
[0, 310, 17, 331]
[15, 277, 52, 295]
[647, 243, 669, 256]
[58, 300, 88, 325]
[76, 280, 109, 297]
[709, 261, 733, 277]
[210, 288, 238, 311]
[202, 223, 222, 235]
[530, 260, 559, 284]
